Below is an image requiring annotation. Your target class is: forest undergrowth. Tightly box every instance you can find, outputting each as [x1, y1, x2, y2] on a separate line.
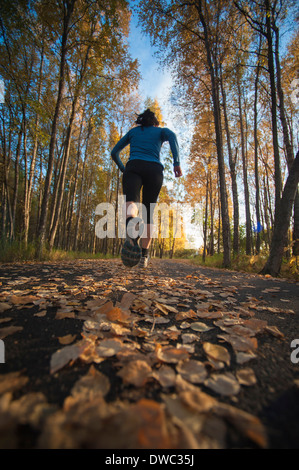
[1, 240, 298, 281]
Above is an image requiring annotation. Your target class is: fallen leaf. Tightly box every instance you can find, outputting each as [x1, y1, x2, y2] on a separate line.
[10, 295, 40, 305]
[55, 307, 75, 320]
[96, 338, 125, 357]
[50, 340, 89, 374]
[0, 371, 29, 394]
[196, 310, 223, 320]
[152, 365, 176, 387]
[213, 403, 268, 448]
[265, 325, 284, 339]
[117, 360, 152, 387]
[9, 392, 57, 429]
[190, 322, 213, 332]
[235, 351, 257, 364]
[175, 310, 197, 321]
[176, 360, 207, 384]
[0, 325, 23, 339]
[236, 368, 257, 386]
[106, 307, 132, 324]
[179, 388, 218, 413]
[181, 333, 199, 344]
[204, 373, 240, 396]
[203, 342, 231, 366]
[34, 310, 47, 317]
[58, 334, 77, 345]
[218, 333, 258, 352]
[0, 302, 11, 313]
[70, 365, 110, 399]
[156, 346, 190, 364]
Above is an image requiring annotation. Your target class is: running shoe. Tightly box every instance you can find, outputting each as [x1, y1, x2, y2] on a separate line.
[138, 256, 149, 268]
[121, 217, 144, 268]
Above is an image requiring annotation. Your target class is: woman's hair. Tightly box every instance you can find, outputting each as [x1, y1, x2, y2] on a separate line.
[135, 109, 159, 127]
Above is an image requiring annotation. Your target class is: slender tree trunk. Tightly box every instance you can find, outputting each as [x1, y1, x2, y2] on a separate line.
[273, 23, 299, 256]
[254, 48, 262, 254]
[48, 40, 92, 250]
[37, 0, 76, 255]
[202, 173, 209, 262]
[73, 126, 91, 251]
[209, 174, 214, 256]
[265, 0, 282, 220]
[261, 151, 299, 276]
[24, 46, 44, 247]
[237, 64, 252, 255]
[196, 0, 231, 267]
[66, 115, 84, 251]
[11, 124, 23, 240]
[220, 68, 239, 256]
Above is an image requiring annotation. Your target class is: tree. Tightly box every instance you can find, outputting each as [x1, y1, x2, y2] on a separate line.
[137, 0, 232, 267]
[261, 150, 299, 276]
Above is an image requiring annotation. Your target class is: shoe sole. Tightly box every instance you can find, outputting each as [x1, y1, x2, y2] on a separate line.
[121, 239, 142, 267]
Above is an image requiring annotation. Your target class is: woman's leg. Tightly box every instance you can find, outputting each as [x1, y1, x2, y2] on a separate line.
[140, 223, 152, 249]
[141, 163, 164, 255]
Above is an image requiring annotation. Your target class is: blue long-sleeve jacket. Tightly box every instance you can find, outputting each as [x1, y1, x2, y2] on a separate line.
[111, 125, 180, 172]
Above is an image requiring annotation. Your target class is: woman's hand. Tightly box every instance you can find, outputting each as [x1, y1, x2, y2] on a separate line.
[174, 165, 183, 177]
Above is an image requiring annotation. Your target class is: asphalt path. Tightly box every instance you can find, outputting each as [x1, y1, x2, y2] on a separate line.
[0, 258, 298, 449]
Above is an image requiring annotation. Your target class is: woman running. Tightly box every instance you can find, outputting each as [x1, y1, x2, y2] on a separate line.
[111, 108, 182, 268]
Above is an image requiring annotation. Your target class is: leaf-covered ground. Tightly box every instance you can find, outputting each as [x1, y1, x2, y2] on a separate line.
[0, 258, 298, 449]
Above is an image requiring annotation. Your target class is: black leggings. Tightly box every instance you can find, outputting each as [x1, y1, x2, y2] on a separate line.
[122, 159, 164, 224]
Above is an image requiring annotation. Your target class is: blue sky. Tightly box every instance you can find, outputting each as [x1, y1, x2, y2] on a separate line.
[127, 12, 175, 126]
[126, 13, 200, 248]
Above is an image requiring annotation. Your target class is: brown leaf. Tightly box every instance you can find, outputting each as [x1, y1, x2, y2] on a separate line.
[34, 310, 47, 317]
[132, 399, 172, 448]
[162, 393, 207, 436]
[235, 351, 257, 364]
[0, 317, 12, 324]
[196, 310, 223, 320]
[50, 340, 89, 374]
[117, 292, 136, 311]
[0, 371, 29, 394]
[154, 301, 178, 314]
[0, 325, 23, 339]
[176, 359, 207, 384]
[218, 333, 258, 352]
[204, 373, 240, 396]
[190, 322, 213, 332]
[203, 342, 231, 366]
[213, 403, 268, 448]
[55, 307, 75, 320]
[181, 333, 199, 344]
[105, 307, 132, 324]
[117, 360, 152, 387]
[0, 302, 11, 313]
[85, 298, 108, 311]
[265, 325, 285, 339]
[10, 295, 40, 305]
[9, 392, 57, 429]
[156, 346, 190, 364]
[179, 388, 218, 413]
[70, 365, 110, 399]
[96, 338, 125, 357]
[175, 309, 197, 322]
[236, 368, 257, 386]
[58, 334, 77, 345]
[152, 365, 176, 387]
